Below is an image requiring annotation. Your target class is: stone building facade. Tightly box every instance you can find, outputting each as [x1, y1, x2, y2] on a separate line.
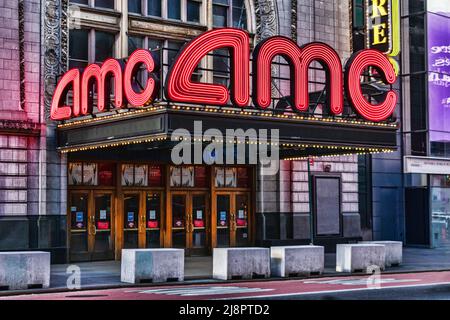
[0, 0, 66, 259]
[0, 0, 373, 262]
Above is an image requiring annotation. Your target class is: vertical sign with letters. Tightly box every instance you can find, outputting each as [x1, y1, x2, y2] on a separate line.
[365, 0, 400, 57]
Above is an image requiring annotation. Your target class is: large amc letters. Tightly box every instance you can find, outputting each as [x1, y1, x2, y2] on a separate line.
[51, 28, 397, 123]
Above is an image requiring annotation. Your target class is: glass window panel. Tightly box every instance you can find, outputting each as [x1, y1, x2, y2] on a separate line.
[128, 0, 142, 14]
[213, 0, 229, 5]
[134, 165, 148, 186]
[124, 195, 139, 230]
[192, 195, 207, 248]
[431, 187, 450, 248]
[148, 165, 163, 187]
[123, 195, 139, 249]
[121, 164, 135, 186]
[409, 0, 425, 14]
[70, 0, 89, 5]
[237, 167, 250, 188]
[213, 5, 228, 27]
[148, 38, 162, 51]
[128, 36, 143, 56]
[224, 167, 237, 187]
[233, 7, 246, 28]
[232, 0, 246, 29]
[213, 49, 229, 74]
[70, 193, 88, 254]
[148, 0, 162, 17]
[69, 29, 88, 62]
[187, 0, 201, 23]
[216, 195, 230, 247]
[70, 194, 88, 230]
[98, 163, 114, 186]
[95, 0, 114, 9]
[168, 0, 181, 19]
[68, 163, 83, 186]
[170, 166, 182, 187]
[181, 166, 194, 187]
[213, 48, 229, 86]
[192, 195, 206, 228]
[146, 193, 161, 248]
[148, 38, 163, 64]
[95, 31, 115, 62]
[172, 195, 186, 228]
[214, 167, 225, 187]
[235, 194, 249, 246]
[95, 195, 111, 230]
[408, 14, 425, 73]
[168, 41, 183, 66]
[147, 193, 161, 228]
[194, 167, 207, 188]
[83, 163, 98, 186]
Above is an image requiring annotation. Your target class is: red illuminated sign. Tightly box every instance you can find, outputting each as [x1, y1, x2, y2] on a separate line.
[51, 28, 397, 122]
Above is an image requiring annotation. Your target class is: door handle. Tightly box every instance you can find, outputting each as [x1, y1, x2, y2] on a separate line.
[230, 213, 237, 232]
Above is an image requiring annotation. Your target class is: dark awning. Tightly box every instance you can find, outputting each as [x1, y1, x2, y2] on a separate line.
[57, 104, 398, 161]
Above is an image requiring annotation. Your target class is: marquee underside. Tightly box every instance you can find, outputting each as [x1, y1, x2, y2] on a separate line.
[57, 106, 398, 160]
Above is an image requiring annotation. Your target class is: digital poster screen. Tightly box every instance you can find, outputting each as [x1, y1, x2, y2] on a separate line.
[428, 7, 450, 142]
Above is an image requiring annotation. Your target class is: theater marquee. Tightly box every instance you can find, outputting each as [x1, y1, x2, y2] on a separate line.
[52, 28, 399, 157]
[52, 28, 397, 123]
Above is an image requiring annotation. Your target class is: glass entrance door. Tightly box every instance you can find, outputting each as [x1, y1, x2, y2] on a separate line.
[122, 191, 164, 251]
[69, 191, 114, 261]
[92, 193, 114, 260]
[123, 194, 140, 248]
[215, 192, 250, 247]
[170, 192, 209, 255]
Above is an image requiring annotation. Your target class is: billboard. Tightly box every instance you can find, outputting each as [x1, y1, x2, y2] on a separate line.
[428, 11, 450, 142]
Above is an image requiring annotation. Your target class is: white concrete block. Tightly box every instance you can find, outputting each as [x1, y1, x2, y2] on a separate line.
[0, 251, 50, 290]
[271, 245, 324, 277]
[121, 249, 184, 284]
[213, 248, 270, 280]
[360, 241, 403, 267]
[336, 244, 385, 273]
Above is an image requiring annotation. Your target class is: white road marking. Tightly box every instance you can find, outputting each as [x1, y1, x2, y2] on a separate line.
[127, 286, 274, 297]
[216, 281, 450, 300]
[303, 278, 421, 286]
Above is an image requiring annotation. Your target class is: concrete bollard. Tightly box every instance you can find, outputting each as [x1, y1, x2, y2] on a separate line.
[360, 241, 403, 267]
[336, 244, 386, 273]
[271, 245, 324, 277]
[213, 248, 270, 280]
[121, 249, 184, 284]
[0, 251, 50, 290]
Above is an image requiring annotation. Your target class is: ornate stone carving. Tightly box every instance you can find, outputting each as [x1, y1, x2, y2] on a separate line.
[43, 0, 69, 120]
[254, 0, 279, 104]
[291, 0, 297, 41]
[255, 0, 279, 41]
[0, 120, 40, 134]
[18, 0, 26, 110]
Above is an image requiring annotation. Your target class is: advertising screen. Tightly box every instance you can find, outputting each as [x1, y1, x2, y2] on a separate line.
[428, 10, 450, 142]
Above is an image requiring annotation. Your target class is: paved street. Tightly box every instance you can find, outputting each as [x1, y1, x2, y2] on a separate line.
[42, 247, 450, 290]
[3, 270, 450, 300]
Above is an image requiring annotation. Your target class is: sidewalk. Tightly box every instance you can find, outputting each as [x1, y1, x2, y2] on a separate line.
[4, 247, 450, 294]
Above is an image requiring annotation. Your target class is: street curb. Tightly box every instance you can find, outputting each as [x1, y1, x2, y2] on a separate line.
[2, 268, 450, 298]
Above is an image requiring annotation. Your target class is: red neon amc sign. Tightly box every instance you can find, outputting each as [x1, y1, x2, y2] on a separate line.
[51, 28, 397, 122]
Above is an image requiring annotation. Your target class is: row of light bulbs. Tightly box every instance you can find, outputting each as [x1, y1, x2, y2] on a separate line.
[57, 103, 398, 129]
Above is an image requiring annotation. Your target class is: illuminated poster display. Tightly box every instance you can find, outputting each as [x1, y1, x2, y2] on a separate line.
[428, 10, 450, 142]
